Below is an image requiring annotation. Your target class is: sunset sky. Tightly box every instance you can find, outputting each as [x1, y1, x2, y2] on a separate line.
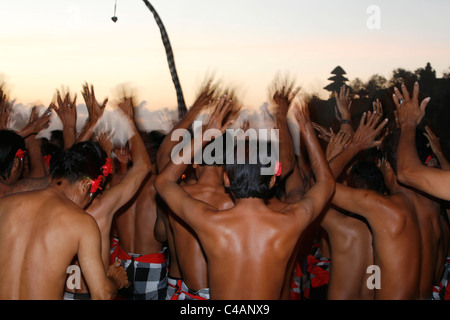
[1, 0, 450, 111]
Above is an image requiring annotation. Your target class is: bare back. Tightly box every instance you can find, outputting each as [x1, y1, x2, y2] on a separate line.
[170, 182, 233, 291]
[197, 203, 305, 300]
[113, 173, 163, 255]
[405, 191, 441, 299]
[0, 189, 92, 299]
[369, 193, 422, 300]
[321, 208, 374, 300]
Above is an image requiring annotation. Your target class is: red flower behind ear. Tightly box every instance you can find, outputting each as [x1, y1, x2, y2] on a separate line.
[102, 158, 113, 177]
[15, 149, 26, 160]
[43, 155, 51, 166]
[274, 161, 282, 177]
[90, 175, 103, 194]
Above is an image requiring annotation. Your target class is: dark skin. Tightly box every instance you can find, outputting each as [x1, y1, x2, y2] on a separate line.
[320, 207, 374, 300]
[0, 105, 54, 197]
[0, 178, 128, 300]
[328, 106, 422, 299]
[64, 96, 151, 296]
[392, 82, 443, 299]
[155, 98, 335, 299]
[112, 161, 163, 256]
[318, 131, 374, 300]
[332, 158, 422, 300]
[171, 164, 233, 292]
[155, 85, 219, 282]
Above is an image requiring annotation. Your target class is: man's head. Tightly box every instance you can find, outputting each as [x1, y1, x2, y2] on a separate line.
[382, 128, 434, 174]
[223, 139, 277, 199]
[50, 141, 107, 207]
[347, 161, 387, 194]
[0, 130, 26, 184]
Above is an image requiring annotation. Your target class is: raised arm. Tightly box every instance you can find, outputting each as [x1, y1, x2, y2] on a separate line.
[328, 109, 388, 178]
[334, 85, 354, 136]
[0, 85, 13, 130]
[55, 90, 77, 149]
[156, 82, 217, 171]
[423, 126, 450, 170]
[86, 96, 151, 218]
[393, 82, 450, 200]
[284, 102, 335, 225]
[75, 83, 108, 144]
[270, 80, 298, 180]
[154, 96, 235, 230]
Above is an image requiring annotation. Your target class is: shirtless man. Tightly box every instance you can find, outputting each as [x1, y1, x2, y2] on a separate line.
[392, 83, 448, 299]
[0, 107, 54, 198]
[155, 97, 335, 299]
[330, 117, 423, 300]
[171, 162, 234, 299]
[0, 141, 128, 299]
[110, 131, 168, 300]
[62, 88, 151, 299]
[155, 82, 220, 299]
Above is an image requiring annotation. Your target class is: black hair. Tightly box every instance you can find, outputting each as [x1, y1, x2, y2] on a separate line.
[146, 130, 166, 164]
[382, 128, 433, 174]
[0, 130, 26, 180]
[224, 139, 276, 199]
[50, 141, 106, 184]
[347, 161, 387, 194]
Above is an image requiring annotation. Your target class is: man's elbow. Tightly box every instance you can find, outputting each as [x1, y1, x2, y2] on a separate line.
[396, 163, 415, 186]
[326, 178, 336, 199]
[154, 174, 165, 193]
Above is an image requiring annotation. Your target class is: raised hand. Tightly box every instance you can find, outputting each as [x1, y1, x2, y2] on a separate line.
[97, 132, 114, 158]
[334, 85, 352, 121]
[294, 101, 312, 131]
[56, 89, 77, 130]
[312, 122, 333, 142]
[423, 126, 449, 168]
[204, 95, 235, 135]
[82, 83, 108, 124]
[29, 106, 52, 133]
[350, 110, 389, 151]
[393, 82, 431, 127]
[17, 105, 52, 138]
[326, 130, 352, 161]
[0, 85, 14, 130]
[372, 99, 383, 117]
[117, 96, 134, 120]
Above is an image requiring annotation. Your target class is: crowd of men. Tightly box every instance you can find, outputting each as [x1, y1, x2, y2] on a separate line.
[0, 79, 448, 300]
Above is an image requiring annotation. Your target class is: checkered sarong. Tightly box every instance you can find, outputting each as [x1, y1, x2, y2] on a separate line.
[432, 256, 450, 300]
[177, 281, 210, 300]
[116, 248, 168, 300]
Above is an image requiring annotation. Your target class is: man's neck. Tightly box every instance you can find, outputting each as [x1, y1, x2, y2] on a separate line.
[234, 197, 267, 209]
[197, 166, 223, 186]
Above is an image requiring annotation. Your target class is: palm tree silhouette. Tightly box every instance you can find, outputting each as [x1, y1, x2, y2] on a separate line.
[142, 0, 187, 120]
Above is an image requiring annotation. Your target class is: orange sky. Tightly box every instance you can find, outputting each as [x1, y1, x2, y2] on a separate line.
[1, 0, 449, 111]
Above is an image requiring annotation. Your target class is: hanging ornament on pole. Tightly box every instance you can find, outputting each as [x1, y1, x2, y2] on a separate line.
[111, 0, 118, 23]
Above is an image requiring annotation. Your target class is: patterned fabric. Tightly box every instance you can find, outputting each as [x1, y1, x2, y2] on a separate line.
[432, 256, 450, 300]
[289, 261, 303, 300]
[166, 276, 182, 300]
[115, 247, 168, 300]
[63, 292, 91, 300]
[142, 0, 187, 119]
[177, 281, 210, 300]
[110, 237, 120, 265]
